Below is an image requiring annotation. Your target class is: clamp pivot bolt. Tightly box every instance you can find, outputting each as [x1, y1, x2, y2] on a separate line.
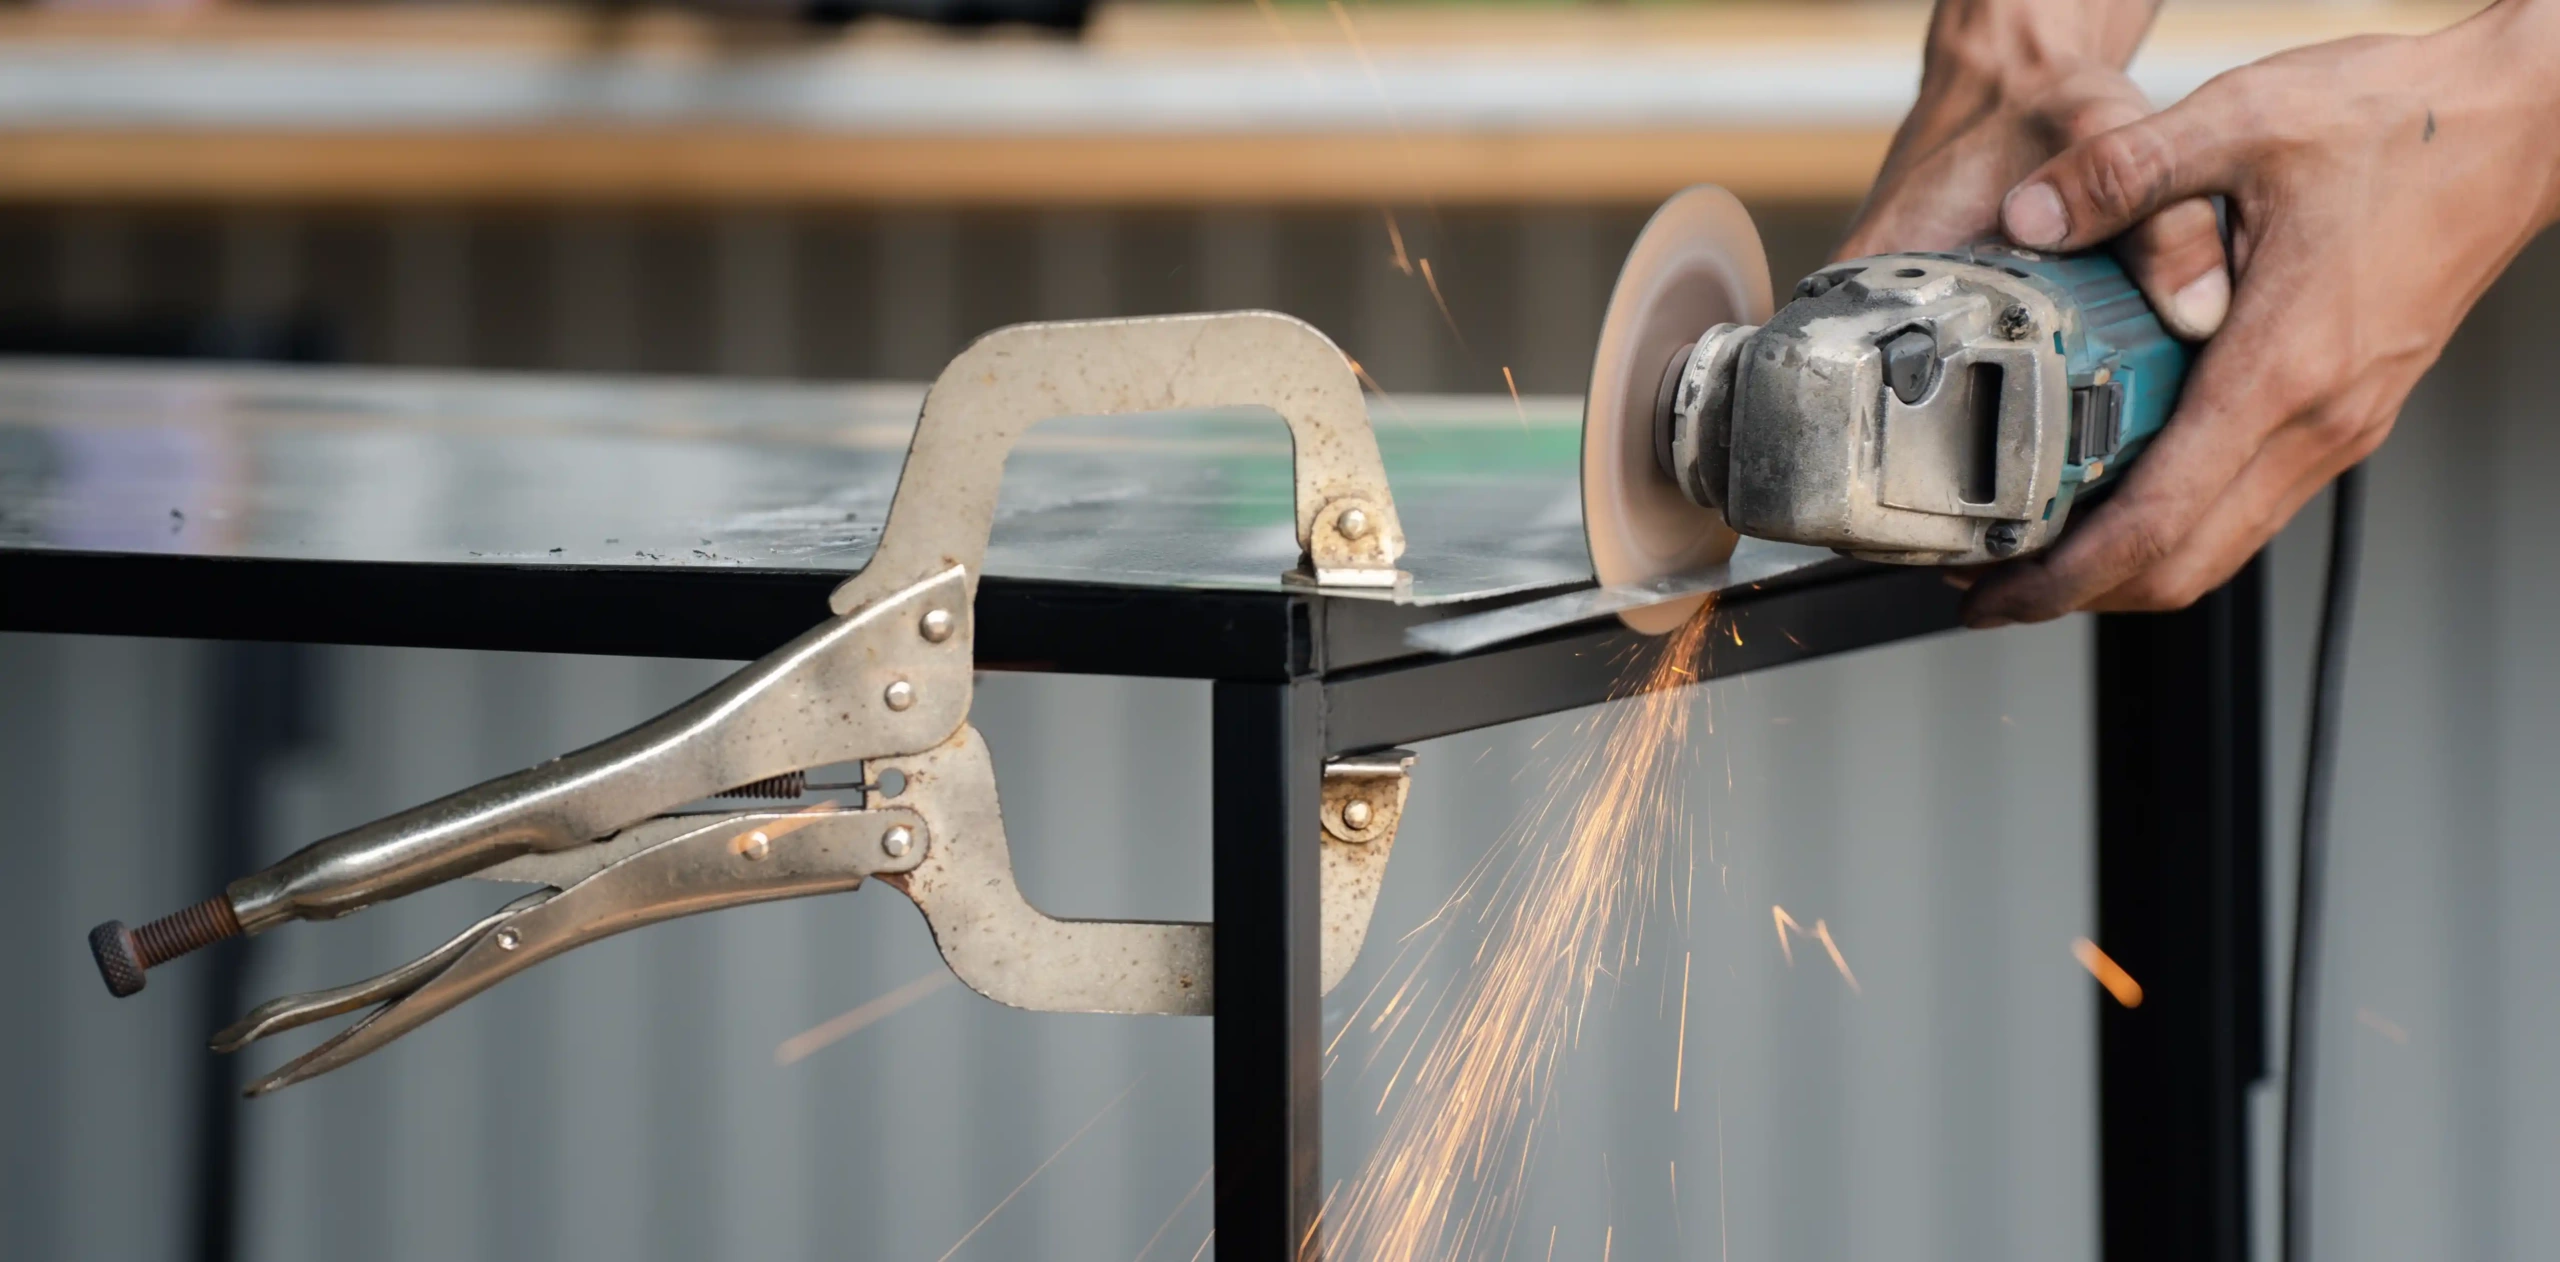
[919, 608, 955, 643]
[883, 680, 916, 712]
[882, 825, 914, 859]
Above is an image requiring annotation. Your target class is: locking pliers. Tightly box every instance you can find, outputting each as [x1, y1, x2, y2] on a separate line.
[88, 312, 1420, 1094]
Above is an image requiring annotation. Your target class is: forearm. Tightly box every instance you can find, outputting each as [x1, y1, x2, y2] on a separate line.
[1921, 0, 2163, 97]
[2448, 0, 2560, 231]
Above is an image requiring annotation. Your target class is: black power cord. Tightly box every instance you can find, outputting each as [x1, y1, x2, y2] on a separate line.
[2281, 463, 2366, 1262]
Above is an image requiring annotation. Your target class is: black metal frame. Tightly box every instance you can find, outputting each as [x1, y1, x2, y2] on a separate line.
[2, 544, 2265, 1261]
[2094, 563, 2268, 1262]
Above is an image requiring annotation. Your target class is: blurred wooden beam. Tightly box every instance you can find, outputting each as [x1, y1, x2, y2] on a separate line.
[0, 2, 2475, 206]
[0, 127, 1892, 206]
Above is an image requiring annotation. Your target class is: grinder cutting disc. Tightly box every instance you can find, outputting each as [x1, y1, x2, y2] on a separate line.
[1583, 186, 1773, 633]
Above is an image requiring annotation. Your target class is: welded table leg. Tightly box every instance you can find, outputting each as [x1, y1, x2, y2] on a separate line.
[1211, 678, 1325, 1262]
[2093, 561, 2268, 1262]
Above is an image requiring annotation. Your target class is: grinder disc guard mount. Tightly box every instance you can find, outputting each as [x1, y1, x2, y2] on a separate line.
[1582, 185, 1773, 633]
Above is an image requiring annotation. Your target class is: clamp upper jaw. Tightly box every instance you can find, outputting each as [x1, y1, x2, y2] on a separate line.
[89, 312, 1423, 1095]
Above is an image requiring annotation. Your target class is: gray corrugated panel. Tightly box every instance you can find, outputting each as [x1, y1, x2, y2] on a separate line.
[2, 211, 2555, 1262]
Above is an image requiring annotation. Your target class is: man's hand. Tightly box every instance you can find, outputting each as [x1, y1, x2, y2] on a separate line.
[1841, 0, 2232, 340]
[1961, 5, 2560, 625]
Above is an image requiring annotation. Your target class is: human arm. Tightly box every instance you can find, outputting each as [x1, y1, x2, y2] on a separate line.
[1840, 0, 2234, 340]
[1961, 0, 2560, 623]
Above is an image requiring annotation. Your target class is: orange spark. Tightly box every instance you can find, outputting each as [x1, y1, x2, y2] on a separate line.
[1813, 920, 1860, 995]
[1772, 908, 1859, 992]
[2355, 1007, 2410, 1045]
[1771, 904, 1804, 965]
[1672, 950, 1692, 1112]
[1416, 256, 1470, 350]
[1383, 210, 1415, 276]
[2073, 937, 2142, 1008]
[932, 1075, 1145, 1262]
[1133, 1167, 1212, 1262]
[1331, 604, 1714, 1258]
[1502, 365, 1527, 427]
[1326, 0, 1392, 115]
[775, 970, 954, 1066]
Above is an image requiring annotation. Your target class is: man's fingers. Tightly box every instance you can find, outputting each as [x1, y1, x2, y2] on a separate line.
[2120, 196, 2232, 339]
[2033, 77, 2233, 336]
[2081, 420, 2370, 613]
[1960, 320, 2318, 623]
[2000, 87, 2252, 253]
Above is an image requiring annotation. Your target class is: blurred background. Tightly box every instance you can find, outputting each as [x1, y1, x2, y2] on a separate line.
[0, 1, 2551, 1260]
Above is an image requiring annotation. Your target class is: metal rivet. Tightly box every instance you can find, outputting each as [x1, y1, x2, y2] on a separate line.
[1998, 304, 2035, 341]
[495, 928, 521, 951]
[1342, 799, 1374, 830]
[883, 679, 915, 711]
[919, 608, 955, 643]
[882, 825, 914, 859]
[741, 830, 771, 861]
[1336, 507, 1370, 540]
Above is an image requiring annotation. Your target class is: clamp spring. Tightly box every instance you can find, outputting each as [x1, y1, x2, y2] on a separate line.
[712, 771, 807, 800]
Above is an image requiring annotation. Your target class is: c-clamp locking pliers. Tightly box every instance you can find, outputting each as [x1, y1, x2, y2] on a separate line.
[89, 312, 1421, 1096]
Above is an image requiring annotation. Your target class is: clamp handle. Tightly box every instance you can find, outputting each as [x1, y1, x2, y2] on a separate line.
[88, 564, 973, 998]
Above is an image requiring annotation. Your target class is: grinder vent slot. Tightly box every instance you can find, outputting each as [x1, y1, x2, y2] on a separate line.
[1961, 363, 2003, 504]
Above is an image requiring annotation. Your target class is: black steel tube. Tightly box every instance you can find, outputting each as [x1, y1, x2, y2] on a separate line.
[2094, 562, 2268, 1262]
[1211, 677, 1325, 1260]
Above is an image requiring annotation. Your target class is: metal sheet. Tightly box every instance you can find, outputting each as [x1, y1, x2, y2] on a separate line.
[0, 359, 1590, 605]
[1401, 537, 1842, 657]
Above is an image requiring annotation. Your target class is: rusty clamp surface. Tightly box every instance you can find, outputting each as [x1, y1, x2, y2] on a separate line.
[840, 312, 1421, 1016]
[828, 310, 1408, 620]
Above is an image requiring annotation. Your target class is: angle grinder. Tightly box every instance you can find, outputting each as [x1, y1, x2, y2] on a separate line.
[1583, 185, 2192, 632]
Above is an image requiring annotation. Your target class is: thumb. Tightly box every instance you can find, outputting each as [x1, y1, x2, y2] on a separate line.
[1998, 91, 2248, 255]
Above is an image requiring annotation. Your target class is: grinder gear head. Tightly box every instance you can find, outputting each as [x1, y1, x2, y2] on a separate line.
[1591, 188, 2189, 618]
